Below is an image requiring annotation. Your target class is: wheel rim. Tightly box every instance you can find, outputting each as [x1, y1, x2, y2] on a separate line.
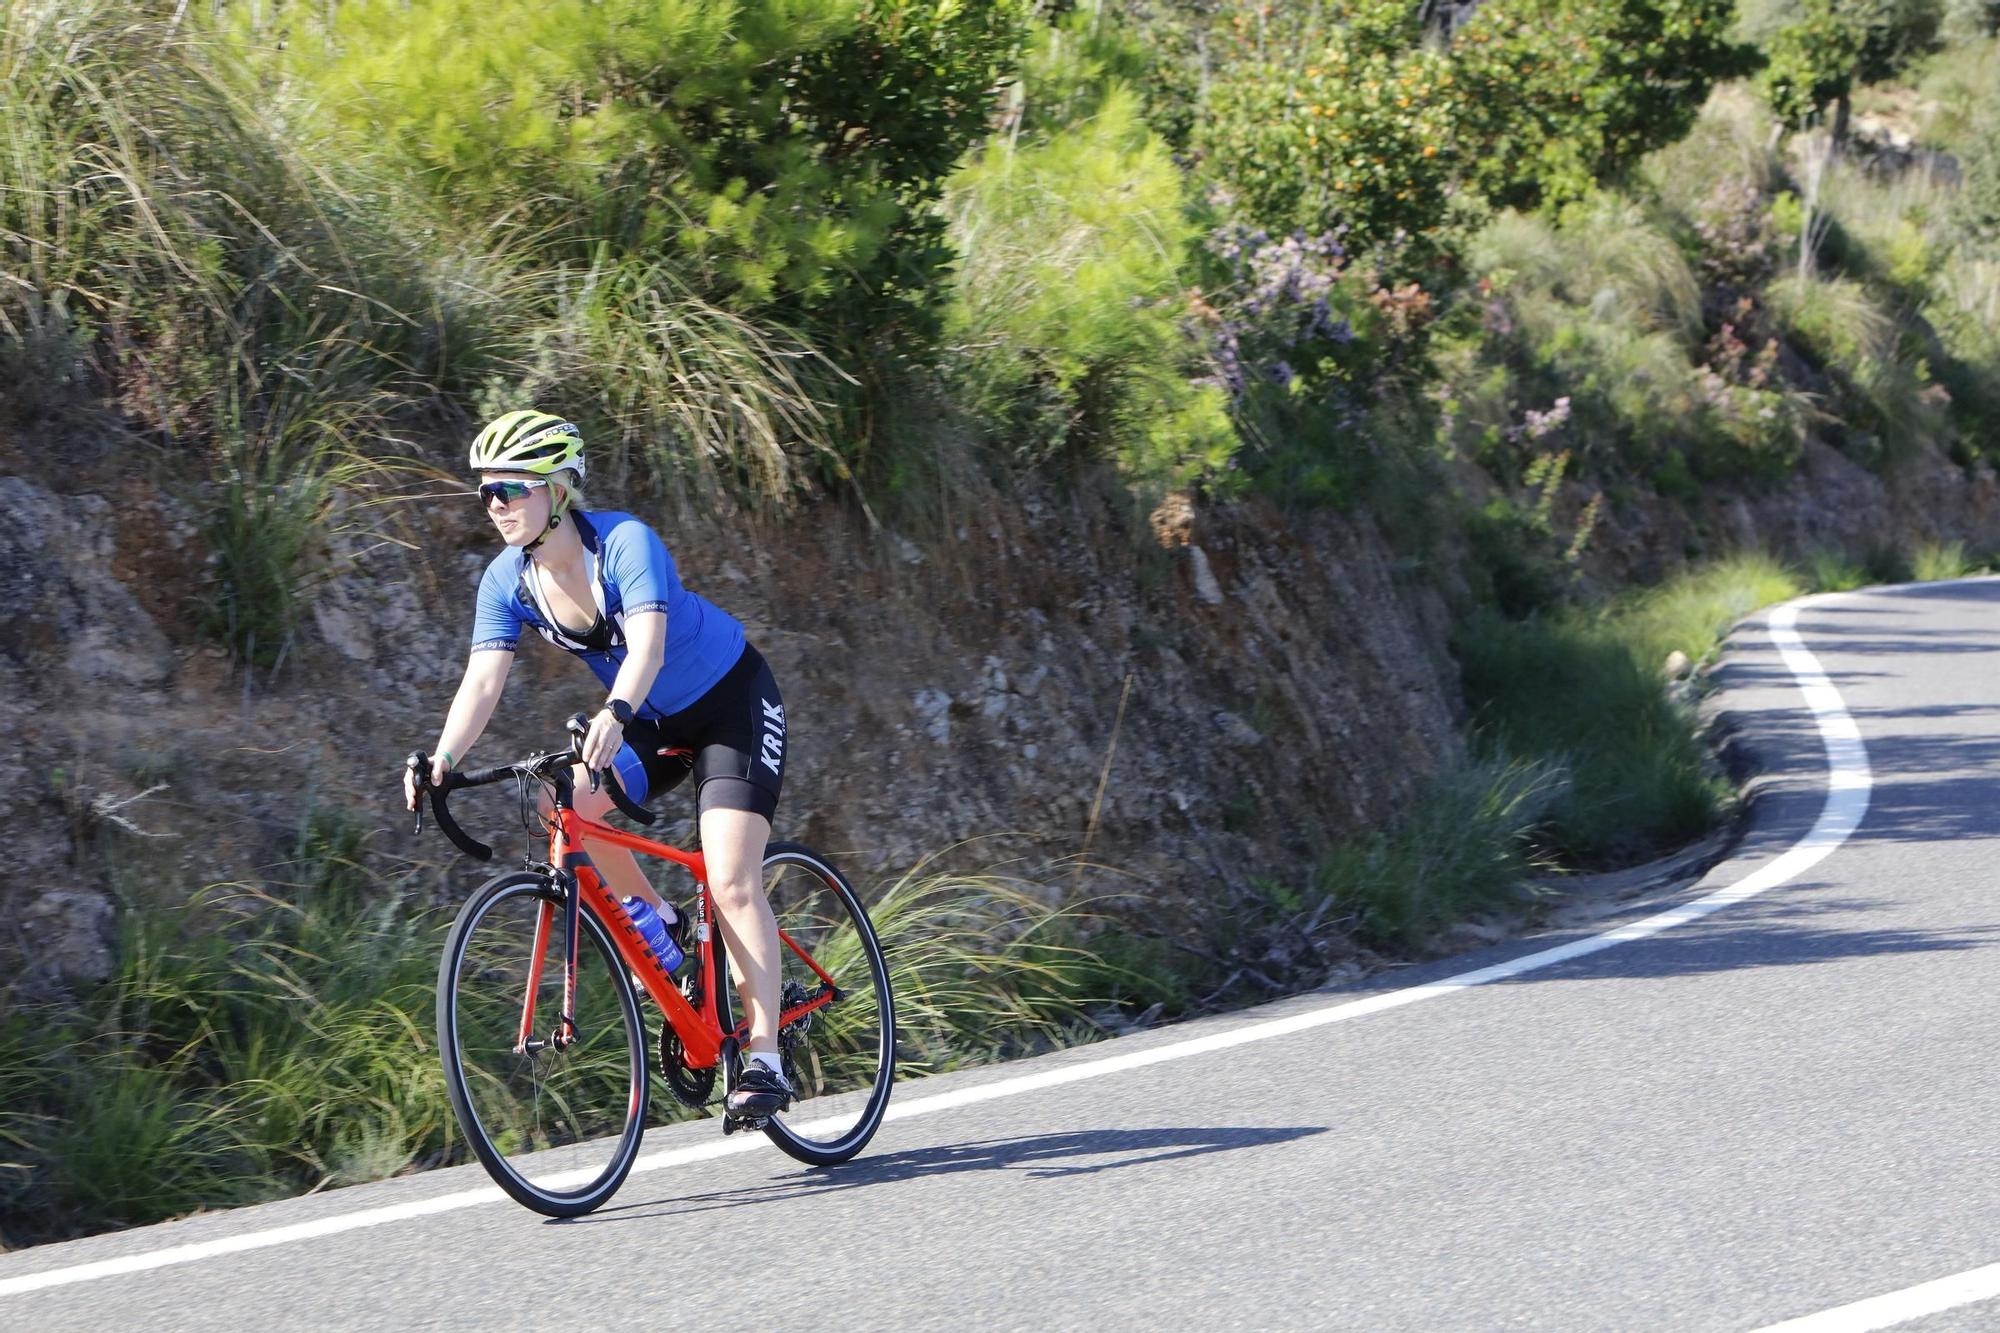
[443, 881, 646, 1204]
[760, 849, 894, 1153]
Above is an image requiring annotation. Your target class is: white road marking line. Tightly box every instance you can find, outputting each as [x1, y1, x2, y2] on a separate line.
[0, 599, 1871, 1301]
[1751, 1263, 2000, 1331]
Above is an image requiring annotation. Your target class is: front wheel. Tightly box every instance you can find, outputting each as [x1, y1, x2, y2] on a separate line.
[754, 842, 895, 1166]
[437, 870, 649, 1217]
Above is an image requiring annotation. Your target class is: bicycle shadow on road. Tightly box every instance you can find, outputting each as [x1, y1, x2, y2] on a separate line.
[551, 1125, 1327, 1226]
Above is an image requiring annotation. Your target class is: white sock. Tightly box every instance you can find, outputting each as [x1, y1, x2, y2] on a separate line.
[746, 1050, 784, 1077]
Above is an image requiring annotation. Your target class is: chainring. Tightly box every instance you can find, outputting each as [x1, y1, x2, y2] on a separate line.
[658, 971, 717, 1109]
[659, 1028, 717, 1109]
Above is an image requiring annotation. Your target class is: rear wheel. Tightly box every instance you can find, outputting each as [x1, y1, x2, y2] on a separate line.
[437, 870, 648, 1216]
[752, 842, 895, 1165]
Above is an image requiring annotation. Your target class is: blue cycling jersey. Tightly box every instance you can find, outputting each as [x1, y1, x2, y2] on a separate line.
[470, 510, 746, 717]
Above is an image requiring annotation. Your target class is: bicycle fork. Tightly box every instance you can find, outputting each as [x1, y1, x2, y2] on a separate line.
[515, 867, 583, 1056]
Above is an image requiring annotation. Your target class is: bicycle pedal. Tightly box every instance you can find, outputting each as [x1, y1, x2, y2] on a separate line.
[721, 1113, 770, 1135]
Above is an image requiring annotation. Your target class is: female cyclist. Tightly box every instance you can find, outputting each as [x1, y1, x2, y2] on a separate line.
[402, 409, 793, 1120]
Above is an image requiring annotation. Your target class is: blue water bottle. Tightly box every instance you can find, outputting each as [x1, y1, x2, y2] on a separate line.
[620, 896, 683, 974]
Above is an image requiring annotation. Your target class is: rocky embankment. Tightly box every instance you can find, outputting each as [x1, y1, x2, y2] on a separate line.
[0, 446, 1466, 1001]
[4, 426, 1998, 1002]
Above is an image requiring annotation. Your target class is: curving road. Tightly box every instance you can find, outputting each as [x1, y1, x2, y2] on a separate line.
[5, 580, 2000, 1330]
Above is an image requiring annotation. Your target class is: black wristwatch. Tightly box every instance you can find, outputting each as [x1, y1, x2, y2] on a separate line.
[604, 698, 634, 727]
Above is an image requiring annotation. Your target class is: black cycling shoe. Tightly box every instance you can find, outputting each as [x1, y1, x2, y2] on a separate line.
[725, 1064, 794, 1121]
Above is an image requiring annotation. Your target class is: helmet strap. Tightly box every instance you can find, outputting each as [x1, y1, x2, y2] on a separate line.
[522, 481, 572, 554]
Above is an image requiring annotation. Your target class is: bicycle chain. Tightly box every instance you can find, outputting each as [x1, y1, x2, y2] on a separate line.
[659, 976, 819, 1110]
[658, 969, 717, 1109]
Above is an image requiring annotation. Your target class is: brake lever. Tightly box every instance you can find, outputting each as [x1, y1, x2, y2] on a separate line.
[563, 712, 601, 793]
[405, 751, 429, 836]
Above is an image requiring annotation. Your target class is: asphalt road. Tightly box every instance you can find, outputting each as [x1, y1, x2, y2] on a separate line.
[5, 580, 1999, 1331]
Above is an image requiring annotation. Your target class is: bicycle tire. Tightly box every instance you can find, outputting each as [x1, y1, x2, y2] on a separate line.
[437, 870, 649, 1217]
[753, 842, 895, 1166]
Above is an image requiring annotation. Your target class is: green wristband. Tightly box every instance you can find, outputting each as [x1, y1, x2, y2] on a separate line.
[438, 749, 455, 770]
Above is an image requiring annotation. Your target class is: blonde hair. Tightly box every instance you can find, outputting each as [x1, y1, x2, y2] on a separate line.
[553, 468, 584, 514]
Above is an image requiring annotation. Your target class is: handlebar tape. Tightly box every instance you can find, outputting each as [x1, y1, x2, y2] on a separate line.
[427, 786, 494, 862]
[600, 764, 657, 826]
[423, 763, 509, 862]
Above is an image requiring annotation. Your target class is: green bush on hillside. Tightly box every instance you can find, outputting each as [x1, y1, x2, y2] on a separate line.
[1455, 554, 1801, 866]
[1767, 272, 1945, 459]
[1456, 620, 1710, 865]
[1942, 0, 2000, 36]
[1760, 0, 1946, 127]
[1197, 2, 1459, 260]
[242, 0, 1029, 337]
[944, 87, 1236, 488]
[1195, 0, 1747, 260]
[1317, 756, 1568, 952]
[1455, 0, 1753, 207]
[0, 3, 446, 416]
[1442, 197, 1807, 492]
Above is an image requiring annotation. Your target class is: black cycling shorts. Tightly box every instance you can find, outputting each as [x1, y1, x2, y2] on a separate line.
[611, 643, 786, 822]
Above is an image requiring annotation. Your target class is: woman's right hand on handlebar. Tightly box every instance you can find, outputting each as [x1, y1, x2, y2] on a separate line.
[405, 751, 452, 811]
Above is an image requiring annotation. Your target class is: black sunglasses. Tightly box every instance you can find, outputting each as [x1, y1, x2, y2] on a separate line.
[478, 479, 551, 506]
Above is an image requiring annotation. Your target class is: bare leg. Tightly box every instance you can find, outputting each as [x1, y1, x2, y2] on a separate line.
[700, 805, 778, 1056]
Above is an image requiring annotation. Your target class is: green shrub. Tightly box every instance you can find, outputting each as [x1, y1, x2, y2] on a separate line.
[243, 0, 1029, 334]
[1760, 0, 1945, 128]
[1470, 198, 1703, 344]
[1606, 552, 1803, 667]
[1814, 153, 1957, 288]
[1455, 0, 1754, 206]
[1942, 85, 2000, 244]
[1458, 554, 1802, 875]
[1197, 2, 1459, 260]
[1805, 547, 1871, 589]
[1912, 539, 1981, 580]
[197, 348, 381, 668]
[1914, 29, 2000, 145]
[1453, 556, 1799, 866]
[0, 3, 446, 410]
[1012, 4, 1154, 140]
[1448, 198, 1808, 489]
[487, 256, 845, 498]
[1076, 755, 1568, 1001]
[1924, 253, 2000, 444]
[1767, 272, 1944, 457]
[1195, 0, 1748, 257]
[1316, 756, 1569, 952]
[856, 859, 1104, 1073]
[943, 87, 1236, 488]
[1942, 0, 2000, 38]
[1644, 85, 1785, 224]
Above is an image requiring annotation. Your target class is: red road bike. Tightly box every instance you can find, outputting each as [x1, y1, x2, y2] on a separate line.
[408, 719, 894, 1217]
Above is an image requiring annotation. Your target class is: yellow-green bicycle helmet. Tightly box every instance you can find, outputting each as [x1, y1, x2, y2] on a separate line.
[469, 409, 586, 481]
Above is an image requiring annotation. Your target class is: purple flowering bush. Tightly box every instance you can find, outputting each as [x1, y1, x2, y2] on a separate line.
[1193, 222, 1372, 398]
[1183, 213, 1442, 502]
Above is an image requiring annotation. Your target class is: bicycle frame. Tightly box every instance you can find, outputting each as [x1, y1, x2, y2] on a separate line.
[523, 795, 842, 1075]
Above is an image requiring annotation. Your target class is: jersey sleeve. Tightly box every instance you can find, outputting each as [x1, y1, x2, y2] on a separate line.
[470, 556, 523, 652]
[603, 516, 676, 618]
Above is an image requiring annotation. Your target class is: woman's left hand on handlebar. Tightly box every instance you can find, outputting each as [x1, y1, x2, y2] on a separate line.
[580, 709, 624, 773]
